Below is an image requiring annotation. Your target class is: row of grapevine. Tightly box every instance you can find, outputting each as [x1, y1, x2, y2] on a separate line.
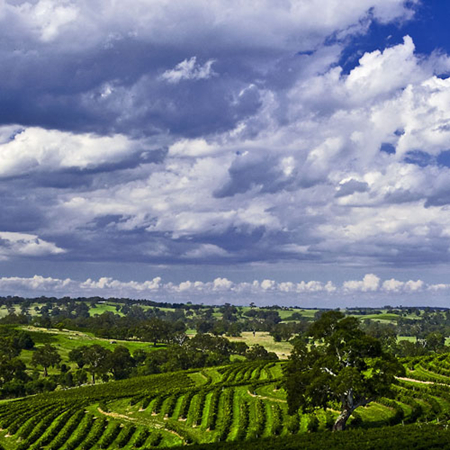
[217, 388, 235, 442]
[4, 358, 450, 449]
[191, 390, 207, 426]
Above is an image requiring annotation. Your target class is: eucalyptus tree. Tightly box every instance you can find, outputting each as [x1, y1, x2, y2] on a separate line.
[285, 311, 404, 431]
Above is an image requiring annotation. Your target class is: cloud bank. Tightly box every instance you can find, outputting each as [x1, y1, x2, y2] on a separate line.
[2, 1, 450, 305]
[1, 273, 448, 308]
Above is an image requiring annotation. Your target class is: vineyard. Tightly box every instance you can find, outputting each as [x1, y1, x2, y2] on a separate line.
[2, 355, 450, 449]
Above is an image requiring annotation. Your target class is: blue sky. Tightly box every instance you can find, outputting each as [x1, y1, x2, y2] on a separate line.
[1, 0, 450, 306]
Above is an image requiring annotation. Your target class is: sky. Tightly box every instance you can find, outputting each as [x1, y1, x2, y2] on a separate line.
[1, 0, 450, 307]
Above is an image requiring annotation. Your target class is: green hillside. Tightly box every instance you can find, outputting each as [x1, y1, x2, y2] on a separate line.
[2, 354, 450, 449]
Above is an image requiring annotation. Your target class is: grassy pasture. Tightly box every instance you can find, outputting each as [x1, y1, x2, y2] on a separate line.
[228, 332, 293, 359]
[18, 326, 164, 375]
[89, 303, 124, 316]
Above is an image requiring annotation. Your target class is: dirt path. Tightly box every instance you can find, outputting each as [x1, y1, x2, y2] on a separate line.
[98, 407, 137, 421]
[165, 428, 185, 440]
[247, 389, 286, 403]
[396, 377, 448, 386]
[98, 408, 184, 441]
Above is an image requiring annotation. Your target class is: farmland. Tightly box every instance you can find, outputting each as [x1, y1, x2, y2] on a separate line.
[1, 298, 450, 449]
[1, 355, 450, 449]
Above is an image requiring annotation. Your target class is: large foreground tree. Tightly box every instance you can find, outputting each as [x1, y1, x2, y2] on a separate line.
[284, 311, 404, 431]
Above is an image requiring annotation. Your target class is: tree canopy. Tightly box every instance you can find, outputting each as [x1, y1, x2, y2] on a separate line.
[284, 310, 404, 431]
[31, 344, 61, 377]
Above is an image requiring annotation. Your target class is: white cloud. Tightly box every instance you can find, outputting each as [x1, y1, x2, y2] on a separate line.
[0, 275, 72, 292]
[81, 277, 162, 292]
[0, 273, 444, 305]
[343, 274, 380, 292]
[4, 1, 450, 286]
[404, 279, 424, 291]
[0, 232, 65, 259]
[212, 277, 234, 291]
[0, 127, 142, 177]
[345, 36, 424, 101]
[382, 278, 405, 292]
[1, 1, 416, 51]
[16, 0, 79, 42]
[161, 57, 216, 84]
[169, 138, 219, 158]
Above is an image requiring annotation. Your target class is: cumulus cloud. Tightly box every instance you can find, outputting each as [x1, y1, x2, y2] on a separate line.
[161, 57, 216, 84]
[0, 232, 65, 259]
[335, 179, 370, 198]
[0, 273, 447, 307]
[344, 274, 380, 292]
[3, 0, 450, 306]
[3, 31, 450, 271]
[0, 275, 72, 291]
[0, 127, 151, 177]
[0, 0, 418, 137]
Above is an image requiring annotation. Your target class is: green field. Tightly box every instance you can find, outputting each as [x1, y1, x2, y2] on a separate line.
[2, 352, 450, 449]
[228, 332, 292, 359]
[18, 326, 164, 375]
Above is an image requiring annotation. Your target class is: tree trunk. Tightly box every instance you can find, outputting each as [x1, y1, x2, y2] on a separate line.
[333, 408, 353, 431]
[43, 366, 48, 377]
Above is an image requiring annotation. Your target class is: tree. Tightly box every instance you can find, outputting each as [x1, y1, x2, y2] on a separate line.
[425, 332, 445, 352]
[68, 348, 86, 368]
[82, 345, 111, 384]
[139, 318, 173, 346]
[0, 357, 29, 384]
[107, 346, 135, 380]
[31, 344, 61, 377]
[284, 311, 404, 431]
[246, 344, 278, 361]
[270, 323, 294, 342]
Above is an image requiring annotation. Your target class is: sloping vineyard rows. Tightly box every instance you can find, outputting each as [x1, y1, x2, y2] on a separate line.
[3, 357, 450, 448]
[159, 423, 450, 450]
[0, 362, 280, 449]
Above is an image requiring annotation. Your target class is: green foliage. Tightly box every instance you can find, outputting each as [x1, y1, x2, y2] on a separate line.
[2, 354, 450, 450]
[217, 388, 235, 442]
[246, 344, 278, 361]
[235, 401, 250, 441]
[285, 311, 404, 430]
[158, 424, 450, 450]
[115, 424, 136, 448]
[131, 428, 151, 448]
[31, 344, 61, 377]
[97, 421, 122, 449]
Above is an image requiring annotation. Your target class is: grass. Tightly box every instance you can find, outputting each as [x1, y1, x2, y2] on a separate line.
[239, 307, 319, 321]
[18, 325, 165, 375]
[228, 332, 293, 359]
[350, 313, 401, 322]
[89, 303, 124, 316]
[358, 402, 396, 426]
